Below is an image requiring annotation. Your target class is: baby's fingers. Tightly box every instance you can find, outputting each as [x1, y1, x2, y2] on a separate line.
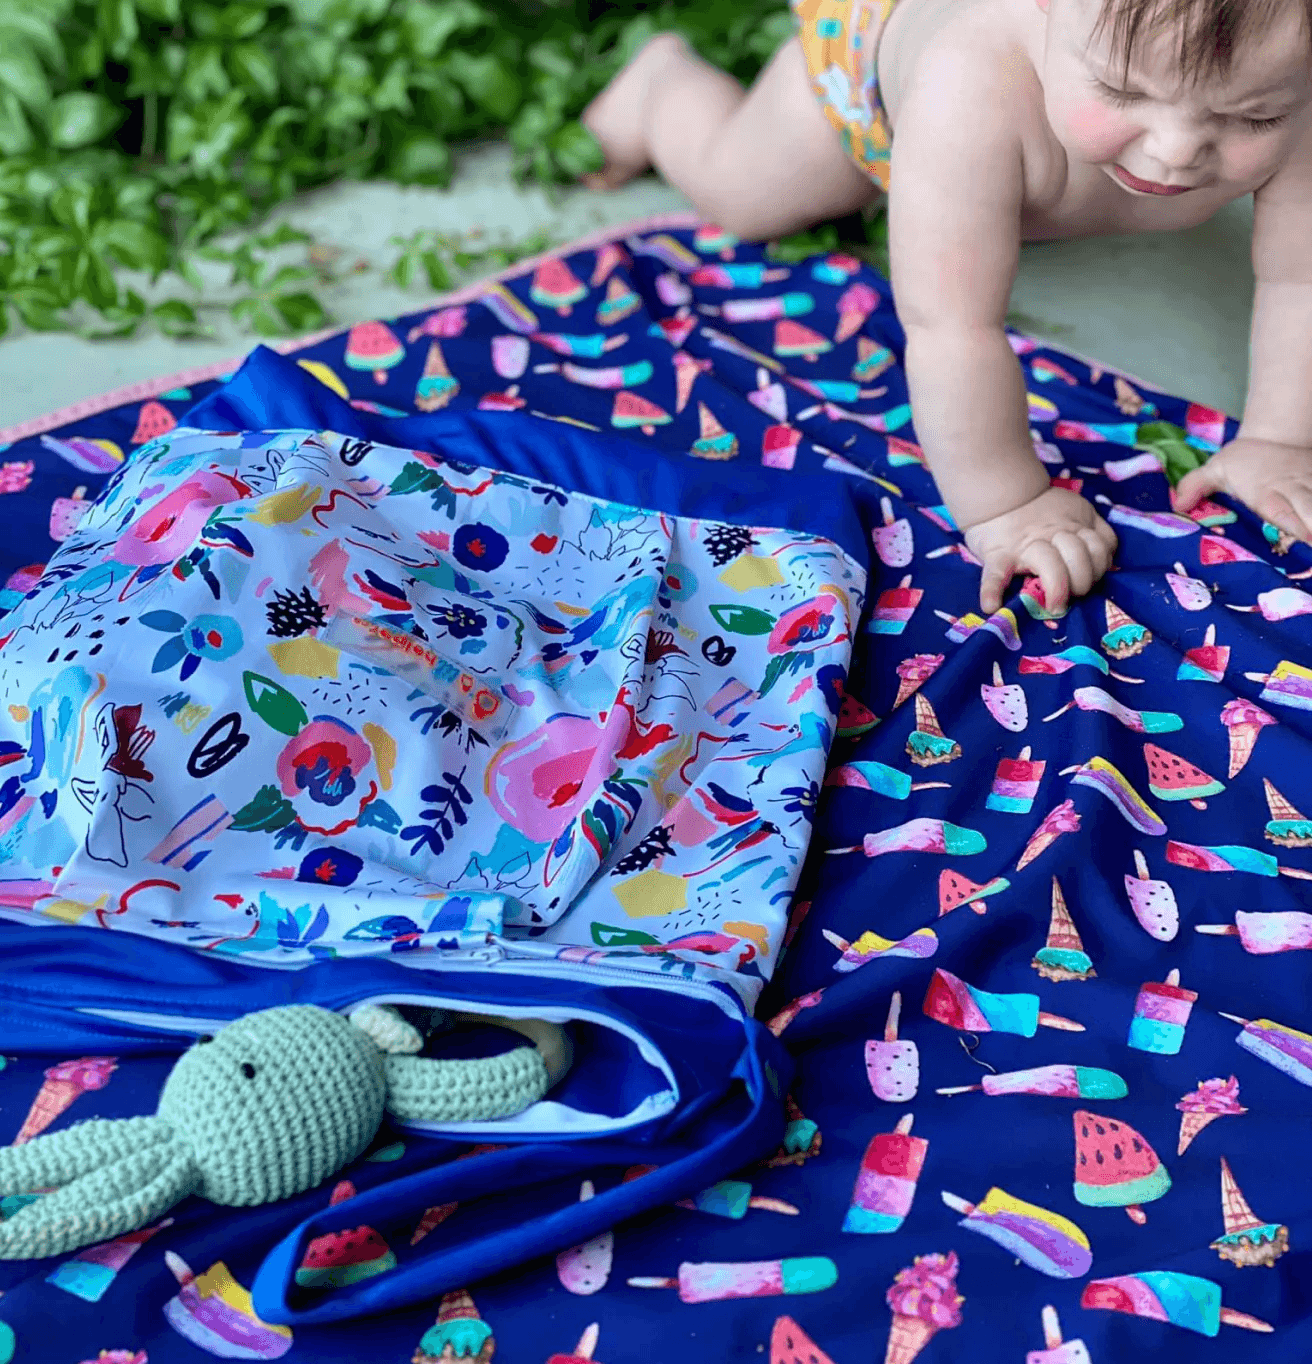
[1018, 541, 1070, 617]
[1257, 488, 1312, 544]
[1052, 531, 1096, 598]
[1079, 526, 1116, 580]
[1174, 461, 1224, 513]
[979, 552, 1018, 616]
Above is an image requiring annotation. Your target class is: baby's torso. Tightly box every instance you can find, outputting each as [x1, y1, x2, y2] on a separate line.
[874, 0, 1245, 240]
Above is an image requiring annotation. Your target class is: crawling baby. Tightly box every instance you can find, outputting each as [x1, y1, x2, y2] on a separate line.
[583, 0, 1312, 613]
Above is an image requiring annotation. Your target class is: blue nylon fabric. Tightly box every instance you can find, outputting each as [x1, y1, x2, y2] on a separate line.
[0, 224, 1308, 1362]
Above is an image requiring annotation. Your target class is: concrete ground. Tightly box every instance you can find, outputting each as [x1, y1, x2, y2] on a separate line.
[0, 141, 1254, 428]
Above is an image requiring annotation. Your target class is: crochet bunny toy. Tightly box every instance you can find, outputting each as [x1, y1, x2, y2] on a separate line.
[0, 1002, 571, 1260]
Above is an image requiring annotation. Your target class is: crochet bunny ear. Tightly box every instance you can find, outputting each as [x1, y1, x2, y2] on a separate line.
[348, 1003, 425, 1055]
[0, 1116, 198, 1260]
[382, 1016, 572, 1126]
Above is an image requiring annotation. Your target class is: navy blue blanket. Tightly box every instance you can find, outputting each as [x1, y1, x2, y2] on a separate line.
[0, 223, 1309, 1364]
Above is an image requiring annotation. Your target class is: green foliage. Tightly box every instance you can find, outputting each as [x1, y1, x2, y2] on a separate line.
[0, 0, 820, 339]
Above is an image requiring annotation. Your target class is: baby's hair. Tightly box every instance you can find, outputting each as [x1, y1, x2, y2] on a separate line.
[1094, 0, 1312, 84]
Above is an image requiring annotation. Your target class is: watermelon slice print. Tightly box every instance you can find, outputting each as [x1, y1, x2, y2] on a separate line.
[612, 391, 671, 436]
[1144, 743, 1225, 809]
[294, 1225, 396, 1287]
[131, 399, 177, 445]
[939, 869, 1009, 915]
[531, 258, 588, 315]
[1073, 1110, 1170, 1223]
[771, 1316, 837, 1364]
[344, 321, 405, 384]
[774, 319, 831, 361]
[837, 692, 879, 738]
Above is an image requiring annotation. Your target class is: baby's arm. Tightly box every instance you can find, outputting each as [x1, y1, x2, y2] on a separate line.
[1175, 129, 1312, 540]
[887, 51, 1116, 613]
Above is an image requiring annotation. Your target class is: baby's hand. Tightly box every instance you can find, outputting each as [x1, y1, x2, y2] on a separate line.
[962, 487, 1118, 616]
[1175, 436, 1312, 543]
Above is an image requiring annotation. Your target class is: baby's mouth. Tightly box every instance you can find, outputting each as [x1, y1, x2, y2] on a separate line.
[1112, 164, 1193, 196]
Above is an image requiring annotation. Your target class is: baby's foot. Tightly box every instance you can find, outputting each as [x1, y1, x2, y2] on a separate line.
[581, 33, 685, 190]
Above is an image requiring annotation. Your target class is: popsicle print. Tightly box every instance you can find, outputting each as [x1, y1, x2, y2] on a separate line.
[546, 1323, 602, 1364]
[934, 606, 1023, 650]
[556, 1181, 613, 1296]
[986, 747, 1046, 814]
[1166, 839, 1312, 880]
[1177, 624, 1229, 682]
[1124, 850, 1179, 941]
[940, 1186, 1092, 1279]
[872, 497, 914, 567]
[1128, 969, 1197, 1055]
[827, 819, 987, 859]
[675, 1180, 799, 1219]
[822, 926, 938, 973]
[1219, 1013, 1312, 1087]
[871, 575, 923, 636]
[865, 993, 919, 1102]
[981, 663, 1028, 731]
[1227, 585, 1312, 620]
[1080, 1272, 1272, 1335]
[1019, 645, 1142, 683]
[1063, 757, 1166, 835]
[1196, 910, 1312, 954]
[1042, 687, 1182, 733]
[628, 1256, 838, 1303]
[844, 1114, 928, 1234]
[1166, 561, 1212, 610]
[1026, 1306, 1091, 1364]
[1246, 658, 1312, 712]
[937, 1064, 1128, 1100]
[923, 968, 1084, 1037]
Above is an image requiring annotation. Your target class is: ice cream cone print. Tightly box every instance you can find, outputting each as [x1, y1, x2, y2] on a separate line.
[906, 694, 960, 766]
[836, 282, 880, 342]
[415, 341, 459, 412]
[591, 241, 629, 285]
[596, 275, 640, 326]
[1175, 1077, 1245, 1155]
[1016, 800, 1081, 870]
[14, 1056, 117, 1144]
[691, 402, 739, 460]
[1102, 601, 1152, 658]
[1032, 878, 1095, 982]
[894, 654, 944, 709]
[673, 350, 712, 412]
[1220, 700, 1276, 778]
[1263, 779, 1312, 848]
[854, 335, 894, 381]
[1211, 1157, 1289, 1267]
[883, 1252, 963, 1364]
[414, 1289, 495, 1364]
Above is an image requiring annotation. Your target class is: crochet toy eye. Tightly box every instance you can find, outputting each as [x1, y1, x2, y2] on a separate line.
[196, 1035, 213, 1045]
[241, 1062, 257, 1079]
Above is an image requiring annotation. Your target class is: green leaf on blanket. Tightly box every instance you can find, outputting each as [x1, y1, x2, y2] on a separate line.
[232, 784, 297, 833]
[389, 461, 443, 498]
[710, 603, 775, 635]
[1134, 420, 1209, 486]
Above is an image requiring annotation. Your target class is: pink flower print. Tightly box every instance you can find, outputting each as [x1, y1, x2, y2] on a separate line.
[485, 714, 613, 842]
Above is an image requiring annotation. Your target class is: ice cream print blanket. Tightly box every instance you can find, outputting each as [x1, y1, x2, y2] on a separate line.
[0, 218, 1308, 1362]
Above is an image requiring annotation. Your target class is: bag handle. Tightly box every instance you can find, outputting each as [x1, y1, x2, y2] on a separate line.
[250, 1022, 789, 1325]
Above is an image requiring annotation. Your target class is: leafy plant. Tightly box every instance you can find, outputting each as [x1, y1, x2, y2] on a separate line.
[0, 0, 814, 339]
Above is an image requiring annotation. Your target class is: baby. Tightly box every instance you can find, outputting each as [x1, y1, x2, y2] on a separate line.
[583, 0, 1312, 614]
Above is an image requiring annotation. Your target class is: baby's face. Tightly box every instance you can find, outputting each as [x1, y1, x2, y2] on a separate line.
[1040, 0, 1312, 195]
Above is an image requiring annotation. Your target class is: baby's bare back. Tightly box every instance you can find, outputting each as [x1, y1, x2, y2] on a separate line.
[878, 0, 1245, 240]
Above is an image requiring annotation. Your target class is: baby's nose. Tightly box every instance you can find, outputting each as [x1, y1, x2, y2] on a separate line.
[1142, 114, 1211, 172]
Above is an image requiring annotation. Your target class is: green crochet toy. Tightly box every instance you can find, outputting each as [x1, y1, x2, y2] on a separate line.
[0, 1002, 571, 1260]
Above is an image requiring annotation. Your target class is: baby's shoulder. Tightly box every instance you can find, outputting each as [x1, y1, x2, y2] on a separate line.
[883, 0, 1043, 139]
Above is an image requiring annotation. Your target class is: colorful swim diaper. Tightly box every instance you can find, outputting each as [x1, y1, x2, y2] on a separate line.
[792, 0, 898, 190]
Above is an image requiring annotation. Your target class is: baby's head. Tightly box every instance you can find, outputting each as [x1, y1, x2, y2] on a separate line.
[1040, 0, 1312, 194]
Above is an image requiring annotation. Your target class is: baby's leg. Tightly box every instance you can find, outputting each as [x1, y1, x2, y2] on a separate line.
[583, 33, 876, 241]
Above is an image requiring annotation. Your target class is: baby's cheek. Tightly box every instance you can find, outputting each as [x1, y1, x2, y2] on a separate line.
[1059, 99, 1136, 162]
